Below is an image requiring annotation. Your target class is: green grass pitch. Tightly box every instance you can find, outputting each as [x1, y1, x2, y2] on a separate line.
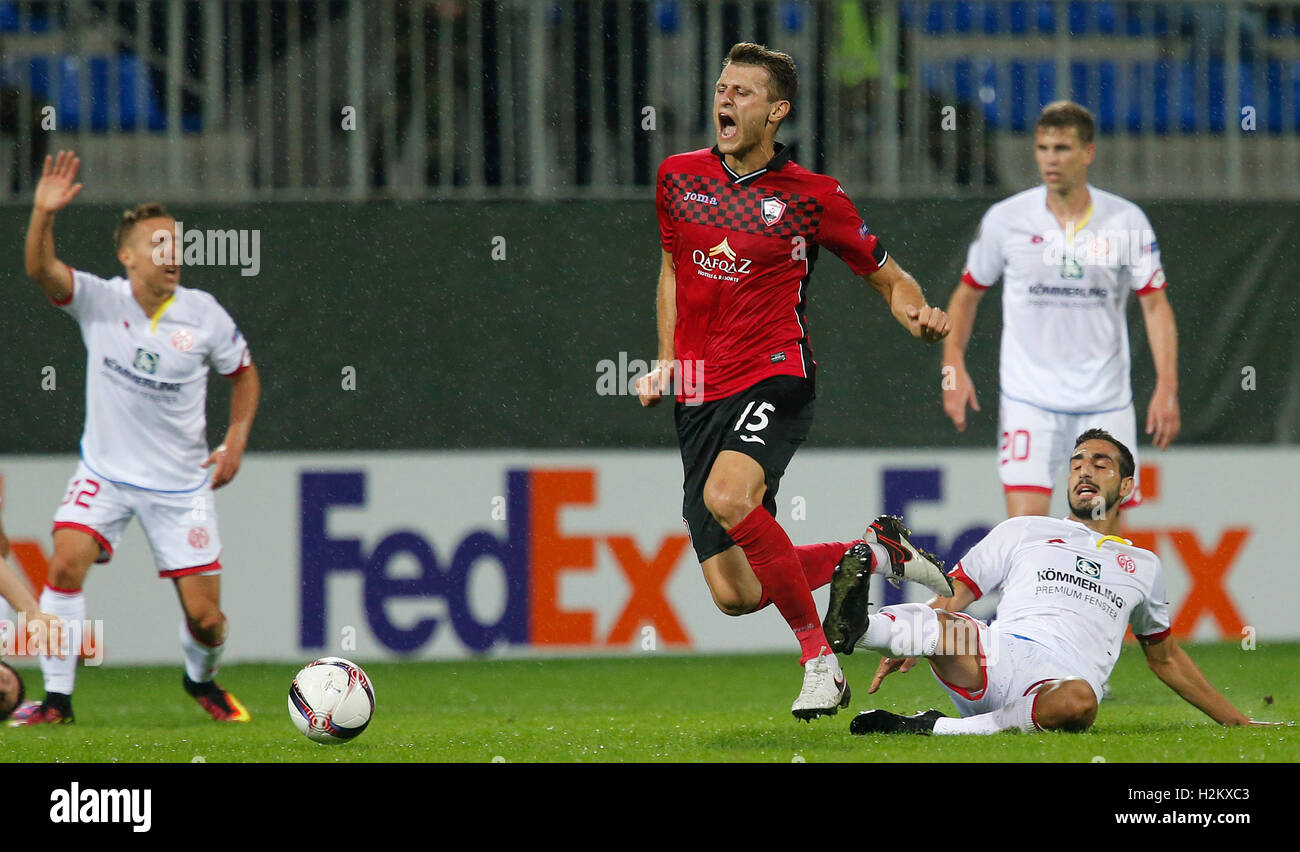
[1, 641, 1295, 763]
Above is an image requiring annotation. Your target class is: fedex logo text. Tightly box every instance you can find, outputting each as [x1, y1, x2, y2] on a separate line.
[299, 469, 691, 654]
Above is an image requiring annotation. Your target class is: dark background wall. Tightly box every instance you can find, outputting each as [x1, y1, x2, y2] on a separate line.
[1, 198, 1292, 454]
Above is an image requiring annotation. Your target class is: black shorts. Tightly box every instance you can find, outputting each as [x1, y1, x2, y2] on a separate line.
[674, 375, 815, 563]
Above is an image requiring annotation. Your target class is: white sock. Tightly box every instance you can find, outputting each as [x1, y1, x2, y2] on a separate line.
[932, 694, 1040, 735]
[867, 542, 890, 572]
[179, 617, 226, 683]
[39, 586, 85, 696]
[858, 602, 939, 657]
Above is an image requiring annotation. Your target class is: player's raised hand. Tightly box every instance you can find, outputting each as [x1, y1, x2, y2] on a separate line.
[942, 362, 981, 432]
[34, 151, 84, 214]
[1146, 385, 1180, 449]
[201, 442, 243, 489]
[868, 655, 917, 694]
[636, 359, 675, 408]
[906, 304, 951, 343]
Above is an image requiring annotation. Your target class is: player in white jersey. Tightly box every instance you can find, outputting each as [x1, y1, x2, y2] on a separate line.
[821, 429, 1269, 734]
[941, 101, 1180, 517]
[11, 151, 261, 726]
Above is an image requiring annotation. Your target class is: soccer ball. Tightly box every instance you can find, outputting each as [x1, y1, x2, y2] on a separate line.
[287, 657, 375, 744]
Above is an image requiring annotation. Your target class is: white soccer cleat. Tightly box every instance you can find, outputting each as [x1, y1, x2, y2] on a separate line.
[867, 515, 953, 597]
[791, 647, 851, 721]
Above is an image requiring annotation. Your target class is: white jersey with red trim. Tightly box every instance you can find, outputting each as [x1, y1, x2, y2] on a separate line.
[963, 184, 1165, 413]
[950, 515, 1171, 691]
[57, 269, 252, 492]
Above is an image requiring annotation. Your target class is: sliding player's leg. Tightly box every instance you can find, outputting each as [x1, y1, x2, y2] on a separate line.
[173, 573, 249, 722]
[7, 527, 100, 725]
[853, 618, 1099, 735]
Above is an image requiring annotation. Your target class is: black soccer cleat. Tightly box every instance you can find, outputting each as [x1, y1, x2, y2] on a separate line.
[823, 542, 875, 655]
[867, 515, 953, 597]
[850, 708, 948, 736]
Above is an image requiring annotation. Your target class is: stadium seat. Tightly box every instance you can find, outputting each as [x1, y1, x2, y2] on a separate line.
[655, 0, 679, 34]
[780, 0, 802, 32]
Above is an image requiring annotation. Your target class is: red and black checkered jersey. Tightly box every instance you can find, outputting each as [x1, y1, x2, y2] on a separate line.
[656, 144, 888, 403]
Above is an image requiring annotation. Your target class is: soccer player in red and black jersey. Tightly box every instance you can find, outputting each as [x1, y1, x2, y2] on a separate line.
[637, 43, 956, 719]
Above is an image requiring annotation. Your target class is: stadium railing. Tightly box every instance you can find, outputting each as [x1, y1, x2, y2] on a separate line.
[1, 0, 1298, 202]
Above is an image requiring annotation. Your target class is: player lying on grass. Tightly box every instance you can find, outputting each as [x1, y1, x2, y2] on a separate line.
[822, 428, 1273, 734]
[13, 151, 259, 726]
[0, 552, 62, 721]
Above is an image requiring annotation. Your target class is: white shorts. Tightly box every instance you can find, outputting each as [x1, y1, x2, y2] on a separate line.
[51, 461, 223, 578]
[930, 614, 1101, 717]
[997, 395, 1142, 505]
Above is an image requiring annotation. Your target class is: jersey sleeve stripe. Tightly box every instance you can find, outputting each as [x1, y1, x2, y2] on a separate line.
[222, 348, 254, 377]
[960, 268, 991, 290]
[1135, 268, 1167, 296]
[949, 563, 983, 600]
[1135, 627, 1171, 643]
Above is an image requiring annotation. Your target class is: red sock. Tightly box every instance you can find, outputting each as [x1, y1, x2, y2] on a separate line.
[755, 540, 862, 611]
[728, 506, 830, 664]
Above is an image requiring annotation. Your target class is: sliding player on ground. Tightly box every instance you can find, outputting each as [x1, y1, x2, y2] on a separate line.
[941, 102, 1180, 517]
[12, 151, 260, 725]
[639, 43, 953, 720]
[823, 429, 1270, 734]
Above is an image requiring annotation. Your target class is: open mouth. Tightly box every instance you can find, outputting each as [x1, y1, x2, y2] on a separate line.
[1076, 482, 1099, 499]
[718, 112, 738, 141]
[163, 266, 179, 280]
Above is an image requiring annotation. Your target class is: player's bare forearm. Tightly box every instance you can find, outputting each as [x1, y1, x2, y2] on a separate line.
[25, 207, 72, 302]
[656, 251, 677, 363]
[942, 282, 984, 366]
[0, 555, 41, 617]
[224, 364, 261, 453]
[865, 259, 950, 341]
[1139, 289, 1180, 447]
[926, 577, 976, 613]
[1140, 290, 1178, 394]
[1143, 637, 1250, 726]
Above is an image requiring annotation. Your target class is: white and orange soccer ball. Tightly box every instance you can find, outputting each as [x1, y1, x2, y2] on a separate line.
[287, 657, 375, 744]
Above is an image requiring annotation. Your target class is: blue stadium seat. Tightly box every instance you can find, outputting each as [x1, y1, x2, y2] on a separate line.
[1153, 59, 1170, 133]
[780, 0, 802, 32]
[655, 0, 679, 34]
[1178, 60, 1196, 132]
[1035, 1, 1055, 33]
[1010, 60, 1028, 130]
[57, 56, 81, 130]
[954, 58, 974, 102]
[980, 60, 999, 127]
[1070, 60, 1087, 106]
[982, 2, 1000, 35]
[1208, 58, 1225, 133]
[1125, 62, 1145, 133]
[27, 56, 50, 100]
[0, 1, 18, 32]
[1008, 1, 1028, 35]
[1096, 2, 1116, 34]
[1036, 61, 1054, 111]
[1069, 1, 1087, 35]
[1097, 61, 1116, 133]
[1266, 59, 1282, 133]
[1123, 1, 1143, 37]
[924, 1, 944, 34]
[954, 1, 973, 34]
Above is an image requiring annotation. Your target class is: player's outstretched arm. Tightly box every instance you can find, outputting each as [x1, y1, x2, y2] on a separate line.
[637, 250, 677, 408]
[25, 151, 83, 303]
[863, 258, 950, 342]
[941, 283, 985, 431]
[1140, 634, 1269, 726]
[1138, 289, 1180, 449]
[202, 364, 261, 489]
